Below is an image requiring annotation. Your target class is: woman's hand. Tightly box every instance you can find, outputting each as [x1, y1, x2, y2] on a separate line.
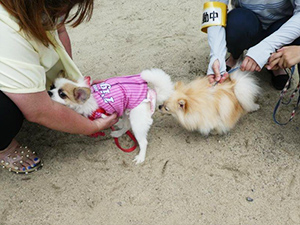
[267, 46, 300, 70]
[207, 59, 229, 84]
[93, 113, 118, 131]
[241, 56, 261, 72]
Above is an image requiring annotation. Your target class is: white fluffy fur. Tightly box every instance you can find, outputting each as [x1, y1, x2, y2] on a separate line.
[231, 70, 261, 112]
[49, 69, 173, 164]
[141, 68, 174, 104]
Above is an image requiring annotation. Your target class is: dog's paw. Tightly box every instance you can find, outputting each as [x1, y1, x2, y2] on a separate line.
[110, 130, 124, 138]
[114, 119, 124, 129]
[133, 154, 145, 164]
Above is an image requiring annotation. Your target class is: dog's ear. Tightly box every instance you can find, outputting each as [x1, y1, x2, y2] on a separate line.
[73, 87, 91, 103]
[58, 70, 66, 78]
[178, 99, 187, 111]
[174, 81, 184, 90]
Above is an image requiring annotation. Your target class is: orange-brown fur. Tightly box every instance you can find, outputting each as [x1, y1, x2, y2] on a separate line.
[160, 76, 249, 135]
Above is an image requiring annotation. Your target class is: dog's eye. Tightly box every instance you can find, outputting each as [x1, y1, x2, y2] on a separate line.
[50, 84, 55, 90]
[165, 107, 169, 111]
[58, 89, 67, 99]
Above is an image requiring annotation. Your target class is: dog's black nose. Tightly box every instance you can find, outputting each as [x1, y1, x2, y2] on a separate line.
[158, 105, 163, 110]
[48, 91, 53, 97]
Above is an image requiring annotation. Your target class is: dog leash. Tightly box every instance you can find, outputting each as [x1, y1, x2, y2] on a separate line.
[88, 108, 138, 152]
[273, 66, 300, 125]
[213, 66, 240, 86]
[212, 65, 299, 125]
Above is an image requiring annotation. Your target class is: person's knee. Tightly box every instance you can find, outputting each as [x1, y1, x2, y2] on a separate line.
[226, 8, 262, 58]
[226, 8, 261, 42]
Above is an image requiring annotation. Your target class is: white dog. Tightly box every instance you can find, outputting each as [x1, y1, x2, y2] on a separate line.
[48, 69, 173, 164]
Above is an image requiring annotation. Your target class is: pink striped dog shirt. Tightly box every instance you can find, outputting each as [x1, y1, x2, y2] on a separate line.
[90, 74, 156, 117]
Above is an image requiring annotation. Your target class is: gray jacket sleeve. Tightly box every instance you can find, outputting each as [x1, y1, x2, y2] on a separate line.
[247, 1, 300, 68]
[207, 26, 227, 75]
[206, 0, 229, 75]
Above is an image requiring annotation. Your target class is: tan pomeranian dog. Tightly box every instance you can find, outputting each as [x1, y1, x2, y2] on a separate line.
[159, 68, 260, 135]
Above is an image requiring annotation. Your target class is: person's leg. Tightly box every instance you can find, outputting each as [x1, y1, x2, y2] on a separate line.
[0, 91, 42, 173]
[226, 8, 264, 61]
[0, 91, 24, 149]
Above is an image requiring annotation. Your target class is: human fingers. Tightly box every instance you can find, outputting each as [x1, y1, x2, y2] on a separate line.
[277, 46, 300, 68]
[94, 113, 118, 130]
[219, 72, 229, 83]
[282, 59, 293, 69]
[249, 61, 257, 72]
[241, 57, 250, 71]
[251, 60, 260, 72]
[248, 57, 259, 72]
[244, 58, 253, 71]
[278, 56, 285, 69]
[276, 46, 288, 52]
[267, 57, 280, 70]
[244, 56, 259, 72]
[283, 47, 300, 68]
[212, 60, 221, 81]
[268, 51, 283, 64]
[255, 65, 261, 72]
[104, 113, 119, 126]
[208, 75, 216, 84]
[282, 57, 289, 69]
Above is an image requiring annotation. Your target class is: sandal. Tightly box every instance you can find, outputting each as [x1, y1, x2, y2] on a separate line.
[0, 146, 43, 174]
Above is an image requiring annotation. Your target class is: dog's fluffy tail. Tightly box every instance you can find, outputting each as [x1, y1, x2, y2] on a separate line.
[230, 69, 261, 112]
[141, 68, 173, 104]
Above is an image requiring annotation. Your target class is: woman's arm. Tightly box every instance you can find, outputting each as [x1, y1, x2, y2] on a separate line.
[58, 25, 72, 58]
[4, 91, 118, 135]
[205, 1, 229, 83]
[247, 12, 300, 69]
[207, 26, 228, 83]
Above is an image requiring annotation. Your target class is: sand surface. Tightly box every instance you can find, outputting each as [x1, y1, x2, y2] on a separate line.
[1, 1, 300, 224]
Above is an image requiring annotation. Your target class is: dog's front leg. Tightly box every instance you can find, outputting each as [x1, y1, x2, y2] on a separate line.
[110, 114, 131, 138]
[114, 118, 124, 129]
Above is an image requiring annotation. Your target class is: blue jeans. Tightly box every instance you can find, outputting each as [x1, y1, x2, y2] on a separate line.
[226, 7, 300, 59]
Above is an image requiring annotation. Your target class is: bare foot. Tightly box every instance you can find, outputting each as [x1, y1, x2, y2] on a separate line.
[0, 139, 42, 174]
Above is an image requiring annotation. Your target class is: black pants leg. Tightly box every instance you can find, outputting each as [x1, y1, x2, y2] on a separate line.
[226, 8, 264, 59]
[0, 91, 24, 150]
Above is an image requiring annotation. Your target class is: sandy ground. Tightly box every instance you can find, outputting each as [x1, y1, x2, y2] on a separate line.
[1, 0, 300, 224]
